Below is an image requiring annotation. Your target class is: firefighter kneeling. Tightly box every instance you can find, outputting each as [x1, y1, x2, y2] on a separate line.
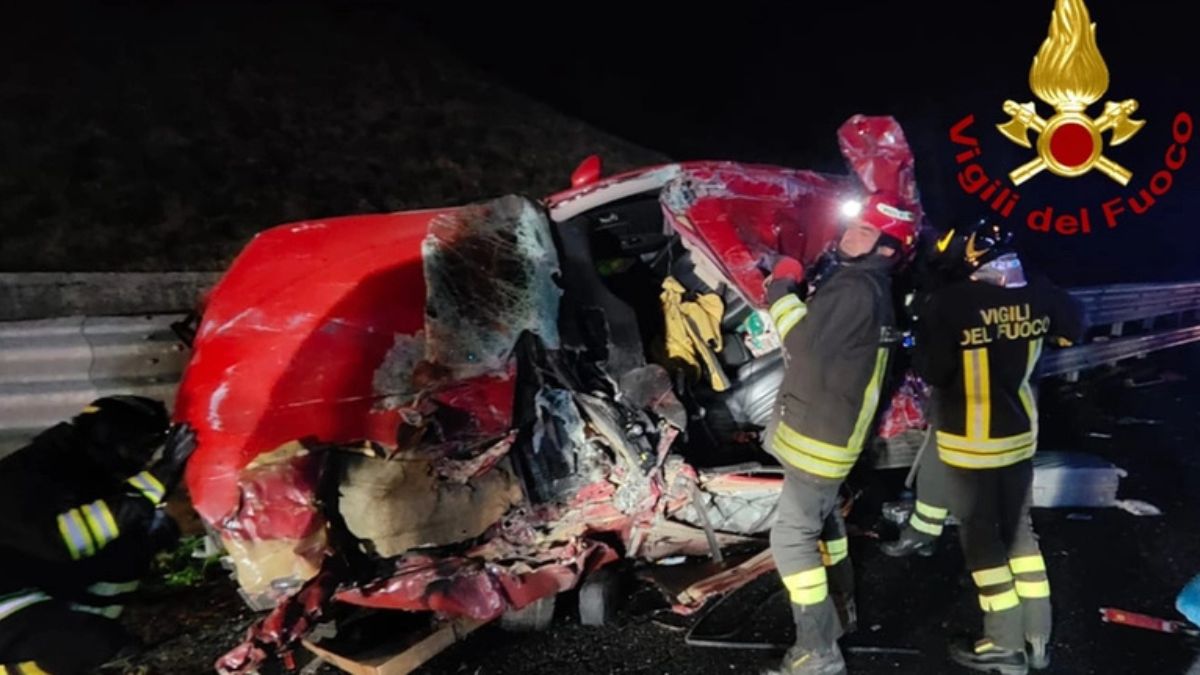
[914, 220, 1083, 674]
[0, 396, 197, 674]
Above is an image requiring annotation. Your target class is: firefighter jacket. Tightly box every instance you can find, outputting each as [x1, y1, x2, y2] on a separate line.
[0, 423, 167, 613]
[766, 254, 897, 481]
[915, 268, 1085, 469]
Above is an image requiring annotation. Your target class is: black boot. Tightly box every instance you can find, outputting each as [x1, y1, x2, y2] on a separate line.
[1026, 636, 1050, 670]
[880, 529, 935, 558]
[949, 638, 1029, 675]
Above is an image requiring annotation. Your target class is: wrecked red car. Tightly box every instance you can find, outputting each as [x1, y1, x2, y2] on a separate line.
[175, 115, 928, 672]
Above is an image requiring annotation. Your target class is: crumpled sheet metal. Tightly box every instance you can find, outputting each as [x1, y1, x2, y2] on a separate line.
[659, 118, 924, 308]
[333, 539, 618, 619]
[216, 570, 338, 675]
[218, 443, 329, 599]
[180, 209, 443, 527]
[660, 164, 854, 308]
[837, 115, 922, 210]
[422, 195, 561, 379]
[216, 384, 764, 673]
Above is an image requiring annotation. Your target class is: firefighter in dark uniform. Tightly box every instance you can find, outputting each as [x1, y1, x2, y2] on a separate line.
[914, 220, 1084, 674]
[882, 227, 978, 558]
[763, 192, 917, 675]
[0, 396, 197, 674]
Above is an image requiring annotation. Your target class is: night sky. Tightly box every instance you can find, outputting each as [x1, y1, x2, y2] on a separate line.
[3, 1, 1196, 286]
[414, 0, 1200, 286]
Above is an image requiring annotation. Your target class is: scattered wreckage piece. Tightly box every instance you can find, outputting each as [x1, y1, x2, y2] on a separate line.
[302, 617, 489, 675]
[1100, 607, 1200, 637]
[671, 548, 777, 611]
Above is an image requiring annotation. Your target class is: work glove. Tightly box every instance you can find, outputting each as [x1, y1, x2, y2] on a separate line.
[132, 423, 198, 504]
[769, 257, 805, 284]
[762, 255, 808, 302]
[157, 422, 197, 488]
[147, 508, 182, 552]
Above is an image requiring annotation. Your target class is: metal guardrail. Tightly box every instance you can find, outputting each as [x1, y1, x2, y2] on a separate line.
[0, 314, 189, 457]
[1039, 325, 1200, 379]
[1069, 281, 1200, 329]
[1044, 280, 1200, 379]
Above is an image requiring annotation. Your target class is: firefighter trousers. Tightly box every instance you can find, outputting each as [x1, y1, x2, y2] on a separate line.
[0, 593, 134, 674]
[905, 425, 951, 543]
[770, 467, 852, 652]
[943, 459, 1051, 650]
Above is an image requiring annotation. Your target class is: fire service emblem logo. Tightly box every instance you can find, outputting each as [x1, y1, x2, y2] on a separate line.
[996, 0, 1143, 186]
[948, 0, 1193, 236]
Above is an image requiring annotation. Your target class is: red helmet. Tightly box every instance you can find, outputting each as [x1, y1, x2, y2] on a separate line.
[858, 191, 918, 257]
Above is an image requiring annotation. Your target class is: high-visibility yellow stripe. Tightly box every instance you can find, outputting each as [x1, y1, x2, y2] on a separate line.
[783, 567, 827, 588]
[939, 444, 1036, 469]
[81, 405, 100, 414]
[774, 422, 856, 460]
[937, 426, 1037, 469]
[936, 430, 1036, 452]
[1016, 580, 1051, 598]
[792, 587, 829, 604]
[82, 500, 119, 548]
[848, 348, 890, 452]
[769, 295, 804, 325]
[972, 566, 1014, 588]
[776, 309, 806, 339]
[819, 537, 849, 566]
[979, 349, 991, 437]
[963, 348, 991, 438]
[0, 591, 50, 621]
[1019, 339, 1044, 437]
[57, 509, 95, 559]
[910, 514, 944, 536]
[782, 567, 829, 606]
[88, 580, 140, 596]
[775, 426, 857, 465]
[771, 347, 887, 479]
[963, 350, 977, 437]
[69, 510, 96, 557]
[127, 471, 166, 504]
[70, 602, 125, 620]
[57, 513, 81, 560]
[98, 500, 120, 540]
[772, 445, 853, 478]
[82, 505, 106, 547]
[978, 589, 1021, 612]
[773, 423, 857, 479]
[822, 537, 848, 557]
[789, 653, 814, 669]
[915, 501, 948, 520]
[974, 640, 996, 654]
[18, 662, 50, 675]
[1010, 555, 1047, 575]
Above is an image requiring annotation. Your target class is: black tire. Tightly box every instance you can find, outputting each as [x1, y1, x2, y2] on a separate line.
[499, 594, 556, 632]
